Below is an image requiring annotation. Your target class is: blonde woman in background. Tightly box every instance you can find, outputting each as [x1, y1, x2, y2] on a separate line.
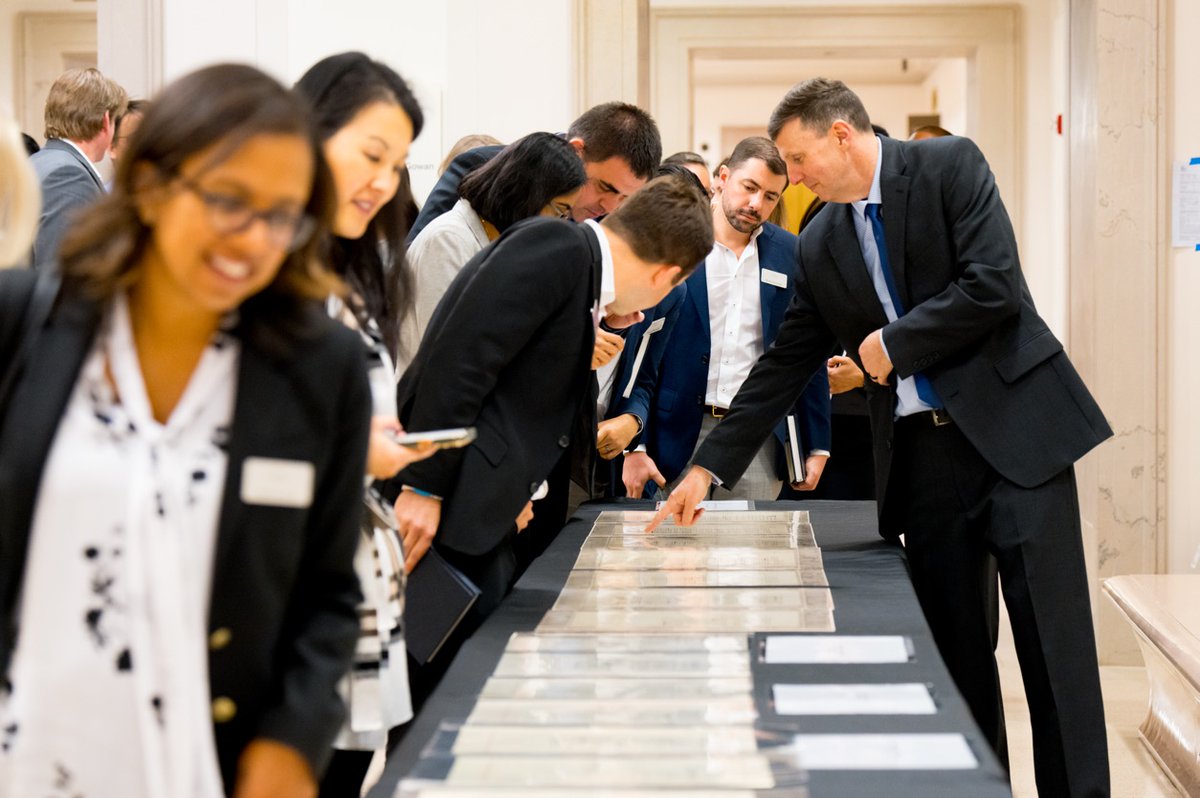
[0, 116, 40, 267]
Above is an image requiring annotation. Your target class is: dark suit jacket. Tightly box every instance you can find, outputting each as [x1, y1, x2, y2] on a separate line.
[395, 217, 599, 557]
[0, 270, 370, 793]
[694, 136, 1111, 528]
[646, 222, 832, 485]
[408, 144, 504, 242]
[30, 139, 106, 271]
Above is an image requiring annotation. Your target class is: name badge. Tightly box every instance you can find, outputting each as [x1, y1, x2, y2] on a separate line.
[761, 269, 788, 289]
[241, 457, 315, 509]
[622, 317, 667, 398]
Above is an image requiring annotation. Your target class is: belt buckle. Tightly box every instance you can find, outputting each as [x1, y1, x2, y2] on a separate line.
[710, 405, 726, 419]
[931, 408, 952, 427]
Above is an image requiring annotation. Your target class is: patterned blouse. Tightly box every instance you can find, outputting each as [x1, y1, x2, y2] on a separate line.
[0, 294, 235, 797]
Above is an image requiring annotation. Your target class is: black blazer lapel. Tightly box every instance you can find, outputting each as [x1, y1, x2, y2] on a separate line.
[211, 342, 310, 580]
[825, 205, 889, 330]
[0, 296, 100, 628]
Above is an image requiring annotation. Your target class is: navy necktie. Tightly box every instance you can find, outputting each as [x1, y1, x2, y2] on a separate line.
[865, 203, 941, 408]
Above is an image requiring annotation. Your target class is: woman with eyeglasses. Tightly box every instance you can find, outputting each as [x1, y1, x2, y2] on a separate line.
[400, 131, 586, 365]
[293, 52, 438, 798]
[0, 64, 369, 798]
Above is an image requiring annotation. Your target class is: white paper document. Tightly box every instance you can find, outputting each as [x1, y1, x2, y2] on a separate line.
[563, 569, 826, 589]
[772, 683, 936, 715]
[763, 635, 911, 664]
[783, 733, 978, 770]
[537, 607, 834, 634]
[1173, 159, 1200, 247]
[492, 650, 750, 679]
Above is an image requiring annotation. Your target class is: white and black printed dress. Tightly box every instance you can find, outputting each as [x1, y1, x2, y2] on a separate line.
[330, 298, 412, 751]
[0, 294, 232, 797]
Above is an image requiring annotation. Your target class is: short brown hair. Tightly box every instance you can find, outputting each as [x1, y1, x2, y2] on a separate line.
[725, 137, 786, 178]
[602, 176, 713, 274]
[58, 64, 339, 353]
[767, 77, 872, 139]
[567, 102, 662, 180]
[44, 68, 128, 141]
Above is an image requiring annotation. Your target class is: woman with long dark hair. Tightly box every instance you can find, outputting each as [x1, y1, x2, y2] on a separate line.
[0, 63, 367, 798]
[401, 132, 587, 359]
[294, 52, 435, 796]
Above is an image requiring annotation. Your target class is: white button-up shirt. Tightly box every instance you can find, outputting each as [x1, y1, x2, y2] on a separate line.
[705, 226, 765, 408]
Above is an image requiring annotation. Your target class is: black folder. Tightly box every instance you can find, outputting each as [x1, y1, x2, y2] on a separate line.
[404, 547, 481, 664]
[784, 414, 807, 484]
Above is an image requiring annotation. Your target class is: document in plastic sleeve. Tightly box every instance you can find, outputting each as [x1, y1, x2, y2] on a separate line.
[550, 587, 833, 612]
[446, 725, 761, 757]
[782, 733, 978, 770]
[466, 696, 759, 727]
[563, 568, 827, 589]
[501, 632, 747, 654]
[491, 650, 750, 679]
[762, 635, 912, 664]
[395, 789, 768, 798]
[571, 547, 824, 571]
[536, 607, 835, 634]
[478, 676, 752, 701]
[432, 754, 777, 789]
[772, 683, 936, 716]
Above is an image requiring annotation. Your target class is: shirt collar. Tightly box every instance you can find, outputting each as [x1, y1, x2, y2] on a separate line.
[62, 138, 105, 185]
[584, 218, 616, 312]
[851, 136, 884, 219]
[454, 198, 490, 249]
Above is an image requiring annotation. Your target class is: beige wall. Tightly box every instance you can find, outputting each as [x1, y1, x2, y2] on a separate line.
[1168, 0, 1200, 574]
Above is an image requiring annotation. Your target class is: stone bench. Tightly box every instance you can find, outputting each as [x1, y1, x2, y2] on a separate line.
[1103, 574, 1200, 796]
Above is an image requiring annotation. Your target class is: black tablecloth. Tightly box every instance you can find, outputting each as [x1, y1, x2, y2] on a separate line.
[371, 500, 1013, 797]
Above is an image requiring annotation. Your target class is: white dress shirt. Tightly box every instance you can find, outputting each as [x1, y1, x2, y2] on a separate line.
[585, 220, 621, 418]
[705, 227, 765, 408]
[849, 136, 935, 418]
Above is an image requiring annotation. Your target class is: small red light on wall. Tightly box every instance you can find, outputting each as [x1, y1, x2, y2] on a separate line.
[1057, 114, 1063, 135]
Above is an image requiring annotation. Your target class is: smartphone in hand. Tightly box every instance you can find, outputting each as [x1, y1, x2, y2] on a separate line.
[387, 427, 477, 450]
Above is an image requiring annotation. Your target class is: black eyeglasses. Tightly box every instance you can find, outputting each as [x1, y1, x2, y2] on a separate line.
[177, 175, 316, 253]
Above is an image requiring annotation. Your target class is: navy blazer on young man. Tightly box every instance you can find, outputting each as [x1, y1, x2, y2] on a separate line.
[0, 270, 370, 794]
[29, 139, 107, 271]
[643, 222, 830, 487]
[588, 282, 687, 497]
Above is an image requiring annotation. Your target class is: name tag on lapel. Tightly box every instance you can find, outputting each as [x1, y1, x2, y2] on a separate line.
[241, 457, 315, 508]
[761, 269, 788, 289]
[622, 317, 668, 398]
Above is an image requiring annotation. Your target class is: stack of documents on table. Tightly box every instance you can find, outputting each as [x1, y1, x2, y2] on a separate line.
[537, 510, 833, 634]
[397, 510, 825, 795]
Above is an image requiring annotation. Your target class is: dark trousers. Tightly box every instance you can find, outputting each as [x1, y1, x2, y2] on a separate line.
[883, 414, 1110, 798]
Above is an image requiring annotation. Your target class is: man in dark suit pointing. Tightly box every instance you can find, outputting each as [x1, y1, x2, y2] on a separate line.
[650, 78, 1112, 797]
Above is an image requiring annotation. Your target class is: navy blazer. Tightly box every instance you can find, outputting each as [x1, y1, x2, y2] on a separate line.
[694, 136, 1111, 520]
[0, 271, 370, 793]
[644, 222, 831, 485]
[593, 282, 686, 496]
[30, 139, 106, 271]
